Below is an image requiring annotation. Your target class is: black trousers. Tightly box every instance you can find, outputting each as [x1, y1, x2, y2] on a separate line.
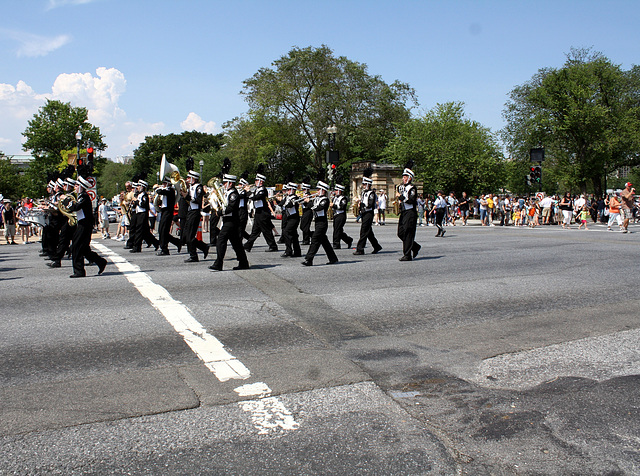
[213, 218, 249, 269]
[305, 218, 337, 263]
[356, 210, 379, 252]
[158, 209, 181, 252]
[133, 212, 159, 251]
[435, 208, 446, 233]
[52, 219, 75, 262]
[282, 214, 301, 256]
[398, 209, 420, 259]
[332, 212, 351, 247]
[125, 212, 138, 248]
[71, 220, 104, 276]
[209, 213, 220, 245]
[238, 207, 250, 240]
[185, 209, 208, 259]
[244, 209, 277, 251]
[300, 210, 313, 243]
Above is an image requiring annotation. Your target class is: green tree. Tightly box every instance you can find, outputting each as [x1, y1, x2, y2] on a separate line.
[131, 130, 224, 177]
[240, 45, 417, 173]
[96, 161, 134, 200]
[502, 48, 640, 196]
[385, 102, 505, 196]
[0, 155, 21, 201]
[22, 99, 105, 196]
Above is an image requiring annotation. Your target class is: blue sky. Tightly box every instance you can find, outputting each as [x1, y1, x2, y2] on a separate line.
[1, 0, 639, 159]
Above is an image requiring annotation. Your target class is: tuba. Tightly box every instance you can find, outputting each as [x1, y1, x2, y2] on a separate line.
[57, 193, 78, 226]
[207, 177, 227, 213]
[160, 154, 187, 195]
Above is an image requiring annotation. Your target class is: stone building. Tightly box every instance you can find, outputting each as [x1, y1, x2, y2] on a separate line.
[349, 161, 423, 212]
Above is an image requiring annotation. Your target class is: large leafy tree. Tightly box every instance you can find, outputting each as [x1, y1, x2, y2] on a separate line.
[385, 102, 505, 196]
[22, 99, 105, 196]
[240, 45, 417, 174]
[502, 48, 640, 196]
[131, 130, 224, 177]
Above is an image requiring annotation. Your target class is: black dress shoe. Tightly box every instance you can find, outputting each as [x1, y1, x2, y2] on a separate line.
[177, 244, 182, 253]
[441, 230, 446, 237]
[208, 264, 222, 271]
[332, 244, 341, 249]
[280, 252, 292, 258]
[353, 250, 364, 255]
[184, 257, 199, 263]
[154, 243, 159, 251]
[346, 238, 353, 248]
[435, 230, 442, 237]
[412, 243, 421, 259]
[399, 256, 412, 261]
[97, 259, 107, 275]
[326, 259, 339, 265]
[372, 245, 382, 254]
[301, 260, 313, 266]
[233, 264, 251, 270]
[157, 250, 170, 256]
[203, 244, 210, 260]
[129, 249, 140, 253]
[69, 274, 85, 278]
[265, 248, 279, 252]
[47, 261, 61, 268]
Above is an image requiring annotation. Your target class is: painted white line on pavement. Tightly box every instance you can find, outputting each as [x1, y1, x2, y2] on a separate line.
[93, 243, 299, 434]
[92, 243, 250, 382]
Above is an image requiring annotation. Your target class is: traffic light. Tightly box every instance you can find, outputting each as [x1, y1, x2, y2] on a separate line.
[530, 165, 542, 183]
[327, 163, 336, 181]
[86, 147, 94, 174]
[526, 174, 532, 186]
[77, 156, 84, 166]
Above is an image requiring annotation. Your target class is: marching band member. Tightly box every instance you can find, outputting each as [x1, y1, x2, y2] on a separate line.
[396, 166, 421, 261]
[353, 168, 382, 255]
[39, 179, 58, 258]
[181, 171, 210, 262]
[208, 174, 250, 271]
[301, 181, 338, 267]
[243, 169, 279, 252]
[279, 182, 302, 258]
[46, 178, 77, 269]
[155, 176, 182, 255]
[299, 178, 313, 245]
[237, 174, 251, 241]
[130, 180, 159, 253]
[66, 176, 108, 278]
[331, 183, 353, 249]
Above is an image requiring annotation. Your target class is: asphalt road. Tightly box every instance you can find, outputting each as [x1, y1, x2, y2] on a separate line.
[1, 220, 639, 475]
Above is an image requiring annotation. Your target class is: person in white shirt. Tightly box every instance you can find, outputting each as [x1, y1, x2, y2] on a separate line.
[98, 198, 110, 239]
[377, 190, 387, 225]
[539, 195, 554, 225]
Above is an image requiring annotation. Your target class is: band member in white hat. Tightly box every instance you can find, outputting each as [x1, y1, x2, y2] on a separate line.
[155, 176, 182, 255]
[396, 165, 421, 261]
[66, 176, 107, 278]
[130, 180, 159, 253]
[332, 183, 353, 249]
[181, 170, 210, 262]
[301, 181, 338, 266]
[209, 174, 250, 271]
[243, 168, 279, 253]
[353, 168, 382, 256]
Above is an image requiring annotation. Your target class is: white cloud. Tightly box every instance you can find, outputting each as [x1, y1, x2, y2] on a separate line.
[46, 0, 96, 10]
[181, 112, 217, 134]
[0, 68, 163, 156]
[1, 30, 71, 57]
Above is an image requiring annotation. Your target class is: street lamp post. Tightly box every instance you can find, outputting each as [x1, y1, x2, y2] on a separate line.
[75, 130, 82, 175]
[199, 160, 204, 179]
[326, 125, 338, 184]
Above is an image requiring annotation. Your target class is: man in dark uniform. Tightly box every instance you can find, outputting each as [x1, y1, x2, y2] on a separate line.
[66, 176, 107, 278]
[182, 171, 210, 262]
[130, 180, 159, 253]
[299, 179, 313, 245]
[47, 178, 78, 268]
[302, 181, 338, 267]
[353, 171, 382, 255]
[40, 179, 58, 257]
[155, 176, 182, 255]
[278, 182, 302, 258]
[209, 174, 250, 271]
[243, 171, 278, 252]
[237, 175, 251, 241]
[331, 183, 353, 249]
[396, 166, 421, 261]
